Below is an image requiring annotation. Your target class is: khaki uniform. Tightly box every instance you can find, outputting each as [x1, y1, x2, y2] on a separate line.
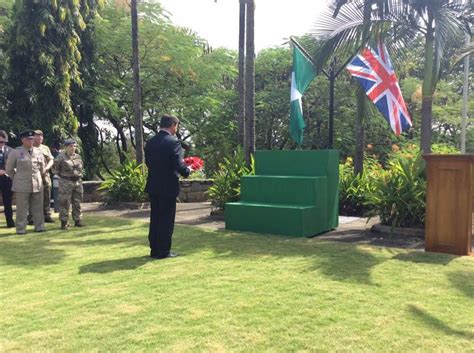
[5, 146, 45, 233]
[52, 152, 83, 222]
[29, 144, 54, 219]
[38, 144, 54, 216]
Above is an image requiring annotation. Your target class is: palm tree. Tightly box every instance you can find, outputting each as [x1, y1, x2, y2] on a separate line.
[216, 0, 254, 162]
[131, 0, 144, 165]
[238, 0, 246, 148]
[313, 0, 471, 154]
[245, 0, 255, 161]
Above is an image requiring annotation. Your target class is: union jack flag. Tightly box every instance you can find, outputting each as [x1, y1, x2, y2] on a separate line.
[346, 42, 412, 135]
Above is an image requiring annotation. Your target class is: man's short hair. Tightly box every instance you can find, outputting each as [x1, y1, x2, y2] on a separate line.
[0, 130, 7, 140]
[159, 115, 179, 128]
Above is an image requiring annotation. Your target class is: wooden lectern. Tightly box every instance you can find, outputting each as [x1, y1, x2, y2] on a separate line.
[423, 155, 473, 256]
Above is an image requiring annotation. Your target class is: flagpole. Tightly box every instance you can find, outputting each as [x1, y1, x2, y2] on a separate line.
[290, 37, 317, 67]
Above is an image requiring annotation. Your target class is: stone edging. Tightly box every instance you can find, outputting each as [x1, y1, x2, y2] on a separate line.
[371, 223, 424, 238]
[81, 179, 213, 203]
[101, 202, 150, 210]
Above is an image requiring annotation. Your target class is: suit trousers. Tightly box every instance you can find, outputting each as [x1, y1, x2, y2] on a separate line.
[16, 191, 44, 233]
[0, 175, 13, 224]
[148, 194, 177, 256]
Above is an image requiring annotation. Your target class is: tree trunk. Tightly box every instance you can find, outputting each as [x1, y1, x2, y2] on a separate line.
[131, 0, 144, 165]
[238, 0, 246, 147]
[421, 27, 435, 154]
[245, 0, 255, 163]
[354, 85, 365, 175]
[328, 64, 335, 149]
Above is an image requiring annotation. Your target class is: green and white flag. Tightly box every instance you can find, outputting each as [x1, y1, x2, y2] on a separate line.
[290, 45, 317, 145]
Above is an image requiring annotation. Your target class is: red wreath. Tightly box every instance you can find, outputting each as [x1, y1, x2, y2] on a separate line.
[184, 156, 204, 171]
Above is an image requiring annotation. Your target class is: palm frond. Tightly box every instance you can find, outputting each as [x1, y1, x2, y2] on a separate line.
[432, 2, 469, 84]
[311, 0, 404, 71]
[452, 42, 474, 65]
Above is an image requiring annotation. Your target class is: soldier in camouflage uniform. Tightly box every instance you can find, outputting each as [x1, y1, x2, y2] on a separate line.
[5, 130, 45, 234]
[30, 130, 55, 223]
[52, 139, 85, 230]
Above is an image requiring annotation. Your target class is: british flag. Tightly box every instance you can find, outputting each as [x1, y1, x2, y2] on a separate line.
[346, 41, 412, 135]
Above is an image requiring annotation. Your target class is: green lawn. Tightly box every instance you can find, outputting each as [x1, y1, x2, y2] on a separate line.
[0, 217, 473, 352]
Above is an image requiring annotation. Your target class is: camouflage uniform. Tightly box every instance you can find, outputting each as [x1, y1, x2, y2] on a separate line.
[52, 151, 83, 223]
[6, 146, 45, 234]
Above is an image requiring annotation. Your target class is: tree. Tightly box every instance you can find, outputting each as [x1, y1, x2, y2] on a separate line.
[0, 0, 14, 133]
[73, 7, 101, 180]
[238, 0, 246, 147]
[6, 0, 102, 141]
[93, 2, 238, 175]
[245, 0, 255, 162]
[131, 0, 144, 165]
[313, 0, 472, 154]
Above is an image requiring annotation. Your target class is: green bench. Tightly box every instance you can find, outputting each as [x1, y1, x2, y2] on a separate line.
[225, 150, 339, 237]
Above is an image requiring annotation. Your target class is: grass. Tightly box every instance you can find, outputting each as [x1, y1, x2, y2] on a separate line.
[0, 216, 473, 352]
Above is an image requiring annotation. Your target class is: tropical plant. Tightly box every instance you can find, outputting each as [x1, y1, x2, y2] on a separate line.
[99, 160, 148, 203]
[366, 154, 426, 228]
[6, 0, 103, 141]
[208, 146, 254, 210]
[339, 155, 383, 216]
[313, 0, 472, 154]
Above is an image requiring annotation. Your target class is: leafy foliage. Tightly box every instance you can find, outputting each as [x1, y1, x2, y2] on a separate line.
[208, 147, 254, 210]
[6, 0, 103, 141]
[93, 2, 238, 176]
[366, 154, 426, 228]
[99, 160, 148, 203]
[339, 155, 382, 216]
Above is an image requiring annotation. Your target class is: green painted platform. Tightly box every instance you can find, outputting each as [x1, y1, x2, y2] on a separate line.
[225, 150, 339, 237]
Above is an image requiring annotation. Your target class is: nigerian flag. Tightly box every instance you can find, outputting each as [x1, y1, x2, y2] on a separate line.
[290, 45, 317, 145]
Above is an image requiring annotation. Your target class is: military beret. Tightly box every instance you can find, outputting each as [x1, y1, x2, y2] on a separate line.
[34, 130, 43, 135]
[64, 139, 77, 146]
[20, 130, 35, 139]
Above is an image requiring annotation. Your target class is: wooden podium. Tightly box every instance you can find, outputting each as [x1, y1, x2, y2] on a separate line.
[423, 155, 473, 256]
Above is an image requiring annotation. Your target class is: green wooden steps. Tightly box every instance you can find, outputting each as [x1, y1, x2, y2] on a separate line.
[225, 150, 339, 237]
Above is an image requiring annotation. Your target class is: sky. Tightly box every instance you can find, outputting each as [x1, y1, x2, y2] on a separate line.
[158, 0, 327, 52]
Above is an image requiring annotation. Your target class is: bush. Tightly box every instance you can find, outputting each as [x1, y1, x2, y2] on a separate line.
[339, 156, 383, 216]
[99, 160, 148, 204]
[340, 142, 455, 226]
[365, 154, 426, 228]
[208, 146, 254, 210]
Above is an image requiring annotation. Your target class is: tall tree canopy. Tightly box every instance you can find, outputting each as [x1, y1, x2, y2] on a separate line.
[6, 0, 103, 141]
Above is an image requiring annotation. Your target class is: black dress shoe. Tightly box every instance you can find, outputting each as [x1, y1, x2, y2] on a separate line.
[6, 221, 15, 228]
[151, 251, 181, 259]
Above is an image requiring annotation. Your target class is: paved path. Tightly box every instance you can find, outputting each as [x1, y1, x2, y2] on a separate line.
[82, 202, 425, 250]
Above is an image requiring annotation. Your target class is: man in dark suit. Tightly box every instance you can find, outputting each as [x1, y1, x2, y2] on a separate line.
[0, 130, 15, 227]
[145, 115, 191, 259]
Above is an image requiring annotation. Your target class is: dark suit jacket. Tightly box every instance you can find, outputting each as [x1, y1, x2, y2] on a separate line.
[145, 130, 190, 198]
[0, 145, 13, 171]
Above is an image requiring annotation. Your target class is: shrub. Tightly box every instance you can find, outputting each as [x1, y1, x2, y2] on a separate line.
[365, 154, 426, 228]
[208, 146, 254, 210]
[339, 156, 383, 216]
[99, 160, 148, 204]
